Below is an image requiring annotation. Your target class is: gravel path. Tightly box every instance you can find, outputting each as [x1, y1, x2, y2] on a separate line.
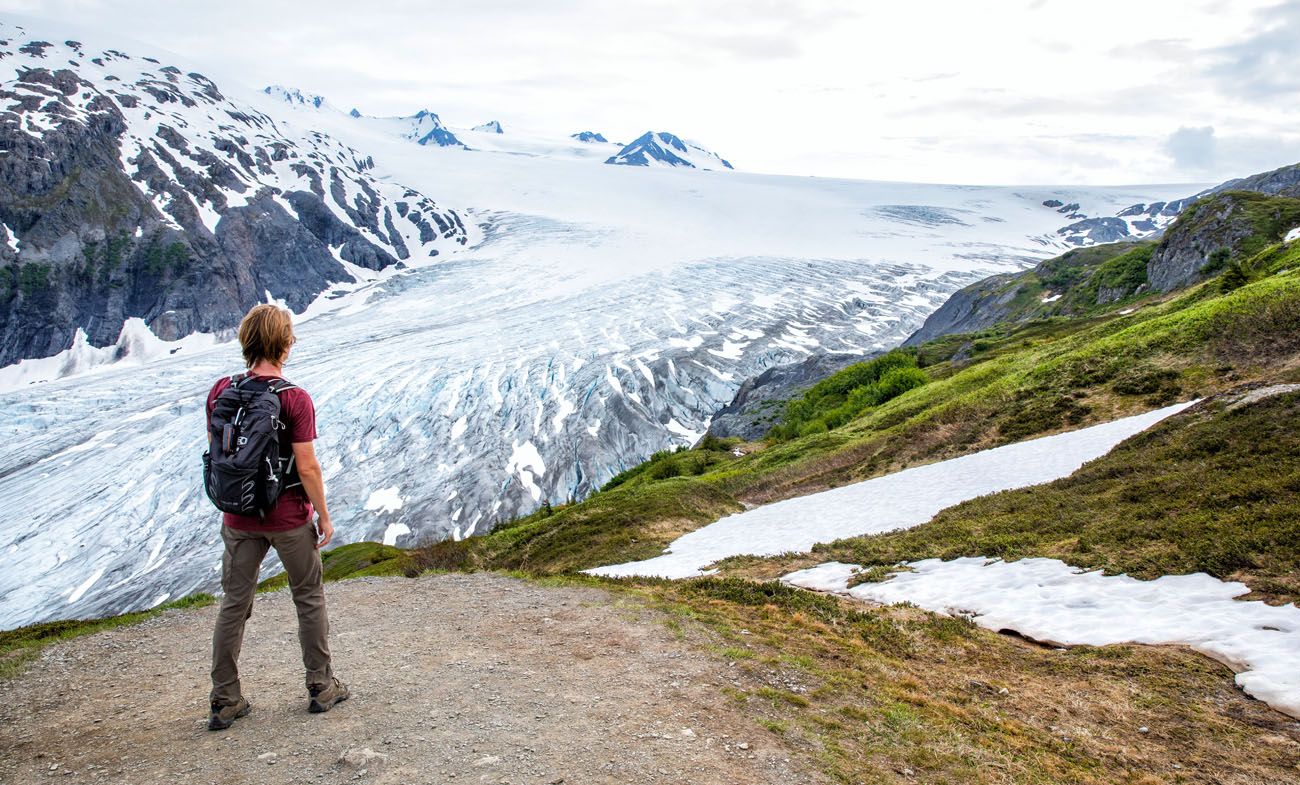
[0, 573, 820, 784]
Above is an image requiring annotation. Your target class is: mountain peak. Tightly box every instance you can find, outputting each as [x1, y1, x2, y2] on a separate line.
[472, 120, 503, 134]
[405, 110, 464, 148]
[262, 84, 330, 110]
[571, 131, 609, 144]
[605, 131, 733, 171]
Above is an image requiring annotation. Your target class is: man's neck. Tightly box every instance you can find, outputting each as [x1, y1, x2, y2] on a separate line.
[248, 361, 283, 377]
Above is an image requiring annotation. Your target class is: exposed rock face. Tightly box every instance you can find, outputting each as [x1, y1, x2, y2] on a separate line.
[1146, 190, 1300, 292]
[1213, 162, 1300, 199]
[0, 27, 470, 367]
[900, 271, 1027, 347]
[707, 353, 870, 440]
[571, 130, 608, 143]
[1056, 216, 1131, 246]
[900, 243, 1158, 346]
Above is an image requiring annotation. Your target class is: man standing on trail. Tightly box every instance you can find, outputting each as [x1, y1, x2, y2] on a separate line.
[204, 303, 349, 731]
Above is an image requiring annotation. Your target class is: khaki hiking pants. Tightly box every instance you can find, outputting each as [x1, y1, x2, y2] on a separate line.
[210, 522, 333, 706]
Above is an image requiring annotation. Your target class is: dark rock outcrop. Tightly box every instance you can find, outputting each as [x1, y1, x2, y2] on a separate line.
[707, 353, 870, 440]
[1211, 162, 1300, 199]
[1057, 216, 1130, 246]
[900, 271, 1027, 347]
[1146, 190, 1300, 292]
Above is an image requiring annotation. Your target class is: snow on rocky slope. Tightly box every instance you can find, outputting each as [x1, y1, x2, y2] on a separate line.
[0, 17, 1199, 629]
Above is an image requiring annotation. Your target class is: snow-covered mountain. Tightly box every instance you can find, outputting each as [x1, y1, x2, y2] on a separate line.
[472, 120, 503, 134]
[400, 109, 464, 148]
[0, 17, 1203, 629]
[605, 131, 734, 170]
[571, 131, 608, 143]
[0, 28, 471, 368]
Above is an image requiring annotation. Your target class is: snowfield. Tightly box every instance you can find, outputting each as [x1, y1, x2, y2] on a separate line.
[0, 16, 1201, 629]
[783, 558, 1300, 720]
[588, 401, 1196, 579]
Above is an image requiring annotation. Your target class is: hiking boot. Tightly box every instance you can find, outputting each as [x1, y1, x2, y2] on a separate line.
[308, 677, 350, 713]
[207, 697, 251, 730]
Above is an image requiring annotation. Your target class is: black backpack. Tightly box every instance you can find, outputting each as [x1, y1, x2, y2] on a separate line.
[203, 374, 301, 517]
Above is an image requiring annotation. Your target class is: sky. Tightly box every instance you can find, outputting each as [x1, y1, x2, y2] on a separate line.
[3, 0, 1299, 185]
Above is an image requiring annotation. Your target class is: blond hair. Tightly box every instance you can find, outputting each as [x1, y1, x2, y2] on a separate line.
[237, 304, 295, 367]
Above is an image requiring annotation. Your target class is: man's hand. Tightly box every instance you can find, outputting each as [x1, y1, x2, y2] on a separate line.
[316, 515, 334, 549]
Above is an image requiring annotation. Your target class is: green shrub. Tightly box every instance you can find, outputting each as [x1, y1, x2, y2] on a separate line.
[18, 263, 51, 296]
[144, 243, 166, 276]
[164, 242, 188, 274]
[102, 233, 131, 274]
[770, 352, 927, 441]
[1219, 260, 1249, 292]
[1204, 247, 1232, 274]
[1092, 244, 1153, 294]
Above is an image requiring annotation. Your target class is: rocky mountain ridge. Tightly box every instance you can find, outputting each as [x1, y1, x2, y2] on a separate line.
[902, 163, 1300, 347]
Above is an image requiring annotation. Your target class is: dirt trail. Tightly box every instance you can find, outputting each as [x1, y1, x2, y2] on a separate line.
[0, 573, 821, 785]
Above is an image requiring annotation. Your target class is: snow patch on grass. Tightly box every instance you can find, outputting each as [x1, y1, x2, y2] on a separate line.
[783, 557, 1300, 720]
[588, 401, 1196, 579]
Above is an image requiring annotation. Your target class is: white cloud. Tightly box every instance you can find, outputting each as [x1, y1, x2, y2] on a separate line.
[3, 0, 1298, 185]
[1165, 126, 1218, 173]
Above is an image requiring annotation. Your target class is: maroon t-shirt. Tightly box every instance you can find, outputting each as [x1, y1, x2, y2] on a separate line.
[206, 373, 318, 532]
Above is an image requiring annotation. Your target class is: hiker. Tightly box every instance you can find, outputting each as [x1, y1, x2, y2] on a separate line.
[203, 303, 349, 730]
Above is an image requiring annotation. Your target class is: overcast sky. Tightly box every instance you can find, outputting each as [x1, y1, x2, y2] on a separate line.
[6, 0, 1299, 185]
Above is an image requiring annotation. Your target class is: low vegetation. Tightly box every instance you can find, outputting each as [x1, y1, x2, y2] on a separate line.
[256, 540, 407, 592]
[0, 593, 215, 679]
[612, 576, 1300, 784]
[766, 351, 927, 441]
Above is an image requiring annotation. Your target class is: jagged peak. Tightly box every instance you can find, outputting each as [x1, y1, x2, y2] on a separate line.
[262, 84, 331, 110]
[401, 109, 464, 148]
[605, 131, 733, 171]
[472, 120, 503, 134]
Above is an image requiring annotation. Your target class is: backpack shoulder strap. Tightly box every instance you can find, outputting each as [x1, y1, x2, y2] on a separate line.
[267, 378, 298, 394]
